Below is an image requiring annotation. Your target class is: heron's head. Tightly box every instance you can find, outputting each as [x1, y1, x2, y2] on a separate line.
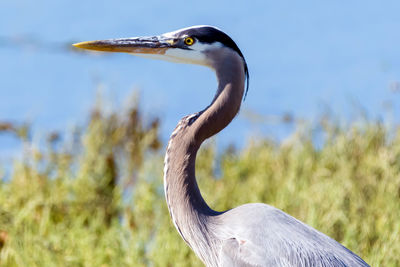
[73, 25, 249, 95]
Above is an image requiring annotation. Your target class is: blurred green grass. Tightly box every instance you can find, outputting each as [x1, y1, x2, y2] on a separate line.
[0, 97, 399, 266]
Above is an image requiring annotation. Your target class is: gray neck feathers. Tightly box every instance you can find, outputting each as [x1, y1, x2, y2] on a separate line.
[163, 47, 245, 265]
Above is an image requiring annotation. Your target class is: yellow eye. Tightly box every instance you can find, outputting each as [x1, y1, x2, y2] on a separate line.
[184, 37, 195, 46]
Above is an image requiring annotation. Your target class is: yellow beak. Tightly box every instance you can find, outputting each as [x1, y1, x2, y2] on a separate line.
[73, 36, 176, 55]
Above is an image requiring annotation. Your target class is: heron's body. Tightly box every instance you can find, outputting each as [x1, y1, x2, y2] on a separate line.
[74, 25, 369, 267]
[183, 203, 368, 266]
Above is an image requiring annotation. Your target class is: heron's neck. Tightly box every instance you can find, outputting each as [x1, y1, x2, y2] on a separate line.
[163, 49, 245, 264]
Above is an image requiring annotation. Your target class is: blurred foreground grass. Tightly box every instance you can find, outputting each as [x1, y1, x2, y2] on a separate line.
[0, 99, 399, 266]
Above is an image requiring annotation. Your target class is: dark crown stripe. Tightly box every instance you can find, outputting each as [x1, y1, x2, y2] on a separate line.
[178, 26, 250, 100]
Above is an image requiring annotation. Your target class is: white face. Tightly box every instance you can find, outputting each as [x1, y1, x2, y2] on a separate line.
[163, 41, 222, 66]
[129, 26, 223, 67]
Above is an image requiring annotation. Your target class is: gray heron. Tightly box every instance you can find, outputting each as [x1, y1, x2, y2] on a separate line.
[74, 25, 369, 267]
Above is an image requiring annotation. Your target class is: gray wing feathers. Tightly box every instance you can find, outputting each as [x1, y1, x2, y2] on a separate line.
[220, 238, 254, 267]
[220, 238, 268, 267]
[216, 203, 369, 267]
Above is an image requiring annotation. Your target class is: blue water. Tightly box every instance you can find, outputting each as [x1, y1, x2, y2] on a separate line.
[1, 0, 400, 161]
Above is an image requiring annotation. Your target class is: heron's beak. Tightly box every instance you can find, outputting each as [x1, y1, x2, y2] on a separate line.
[73, 36, 176, 55]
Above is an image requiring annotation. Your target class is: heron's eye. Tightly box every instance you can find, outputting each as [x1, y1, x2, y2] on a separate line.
[184, 37, 195, 46]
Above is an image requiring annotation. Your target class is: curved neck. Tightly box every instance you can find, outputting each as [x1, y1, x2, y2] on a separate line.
[194, 48, 246, 145]
[163, 48, 245, 264]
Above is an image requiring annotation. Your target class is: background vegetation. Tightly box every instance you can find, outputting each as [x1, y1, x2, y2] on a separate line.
[0, 97, 399, 266]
